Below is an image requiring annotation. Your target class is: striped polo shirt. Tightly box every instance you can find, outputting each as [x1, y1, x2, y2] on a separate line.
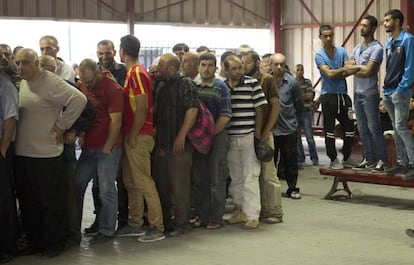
[226, 76, 267, 136]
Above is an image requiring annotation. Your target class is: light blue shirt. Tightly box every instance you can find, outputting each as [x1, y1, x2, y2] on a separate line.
[273, 73, 302, 136]
[0, 76, 18, 140]
[315, 46, 348, 95]
[351, 40, 383, 96]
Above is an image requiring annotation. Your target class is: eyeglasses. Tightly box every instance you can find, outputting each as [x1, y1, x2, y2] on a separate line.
[81, 73, 97, 88]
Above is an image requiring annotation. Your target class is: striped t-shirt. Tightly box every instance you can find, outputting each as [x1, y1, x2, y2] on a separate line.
[226, 76, 267, 136]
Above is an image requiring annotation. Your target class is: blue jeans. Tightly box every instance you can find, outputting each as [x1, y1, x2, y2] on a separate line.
[354, 93, 387, 163]
[297, 111, 319, 163]
[383, 92, 414, 165]
[75, 147, 121, 236]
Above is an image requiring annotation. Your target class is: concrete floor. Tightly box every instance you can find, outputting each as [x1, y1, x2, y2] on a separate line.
[9, 137, 414, 265]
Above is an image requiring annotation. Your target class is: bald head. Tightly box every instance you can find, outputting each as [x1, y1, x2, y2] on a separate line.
[158, 53, 181, 80]
[39, 55, 57, 73]
[79, 58, 99, 89]
[181, 52, 199, 79]
[15, 48, 41, 81]
[270, 53, 287, 77]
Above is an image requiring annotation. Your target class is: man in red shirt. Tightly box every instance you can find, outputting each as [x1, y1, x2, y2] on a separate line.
[115, 35, 165, 242]
[75, 59, 123, 244]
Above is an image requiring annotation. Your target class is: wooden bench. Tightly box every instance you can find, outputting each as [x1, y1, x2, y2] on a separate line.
[319, 167, 414, 199]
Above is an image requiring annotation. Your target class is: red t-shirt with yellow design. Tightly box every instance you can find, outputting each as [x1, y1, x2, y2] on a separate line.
[122, 64, 153, 135]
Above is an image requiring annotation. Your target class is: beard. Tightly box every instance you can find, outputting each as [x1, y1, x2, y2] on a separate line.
[245, 64, 257, 76]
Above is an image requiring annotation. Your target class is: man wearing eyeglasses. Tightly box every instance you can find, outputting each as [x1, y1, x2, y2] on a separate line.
[75, 59, 123, 244]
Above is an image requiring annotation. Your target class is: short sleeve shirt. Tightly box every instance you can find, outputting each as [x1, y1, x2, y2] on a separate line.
[351, 40, 383, 95]
[315, 46, 348, 95]
[79, 75, 124, 148]
[122, 64, 153, 135]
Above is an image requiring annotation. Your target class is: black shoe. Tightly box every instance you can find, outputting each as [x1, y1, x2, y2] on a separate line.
[41, 250, 61, 258]
[402, 167, 414, 180]
[0, 254, 13, 263]
[406, 228, 414, 238]
[84, 220, 99, 235]
[385, 164, 408, 175]
[89, 233, 113, 244]
[168, 226, 191, 237]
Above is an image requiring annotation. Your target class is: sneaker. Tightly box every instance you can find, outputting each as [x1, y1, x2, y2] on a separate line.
[89, 233, 113, 244]
[371, 160, 385, 174]
[329, 158, 344, 170]
[115, 225, 145, 237]
[402, 167, 414, 180]
[385, 164, 408, 175]
[168, 226, 191, 237]
[342, 158, 357, 168]
[84, 220, 98, 235]
[244, 219, 259, 229]
[312, 160, 319, 166]
[137, 227, 166, 243]
[352, 158, 373, 171]
[225, 211, 247, 224]
[405, 228, 414, 238]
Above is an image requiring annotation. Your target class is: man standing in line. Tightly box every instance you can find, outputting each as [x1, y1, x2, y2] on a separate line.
[115, 35, 165, 242]
[0, 45, 19, 263]
[84, 39, 129, 235]
[224, 55, 267, 229]
[14, 48, 86, 257]
[153, 53, 199, 236]
[192, 52, 232, 229]
[381, 9, 414, 180]
[295, 64, 319, 167]
[271, 53, 303, 200]
[315, 25, 359, 170]
[242, 51, 283, 223]
[75, 59, 123, 244]
[39, 35, 75, 83]
[347, 15, 387, 173]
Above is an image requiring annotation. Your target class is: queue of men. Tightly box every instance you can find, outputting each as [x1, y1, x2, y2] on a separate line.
[1, 8, 414, 263]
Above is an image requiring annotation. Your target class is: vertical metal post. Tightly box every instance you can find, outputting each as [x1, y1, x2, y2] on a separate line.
[270, 0, 282, 52]
[127, 0, 135, 35]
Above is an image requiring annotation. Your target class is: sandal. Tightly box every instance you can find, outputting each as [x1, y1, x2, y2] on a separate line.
[206, 222, 222, 230]
[289, 191, 302, 200]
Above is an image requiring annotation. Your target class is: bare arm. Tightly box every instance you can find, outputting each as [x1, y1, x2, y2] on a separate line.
[126, 94, 149, 148]
[255, 105, 265, 139]
[320, 65, 359, 79]
[173, 107, 198, 155]
[0, 117, 16, 158]
[102, 112, 122, 154]
[260, 97, 280, 141]
[354, 60, 379, 77]
[215, 115, 231, 134]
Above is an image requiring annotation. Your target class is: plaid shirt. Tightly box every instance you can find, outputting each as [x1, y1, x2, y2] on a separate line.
[154, 74, 199, 150]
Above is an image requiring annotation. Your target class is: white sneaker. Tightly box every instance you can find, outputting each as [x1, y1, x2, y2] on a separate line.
[330, 158, 344, 170]
[371, 160, 385, 173]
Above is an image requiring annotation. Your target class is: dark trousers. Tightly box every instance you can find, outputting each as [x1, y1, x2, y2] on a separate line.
[320, 93, 355, 161]
[0, 144, 18, 255]
[274, 133, 299, 195]
[63, 144, 81, 245]
[14, 155, 66, 251]
[193, 130, 229, 225]
[153, 144, 193, 230]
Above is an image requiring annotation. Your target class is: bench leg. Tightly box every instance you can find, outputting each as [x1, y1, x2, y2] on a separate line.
[325, 177, 353, 199]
